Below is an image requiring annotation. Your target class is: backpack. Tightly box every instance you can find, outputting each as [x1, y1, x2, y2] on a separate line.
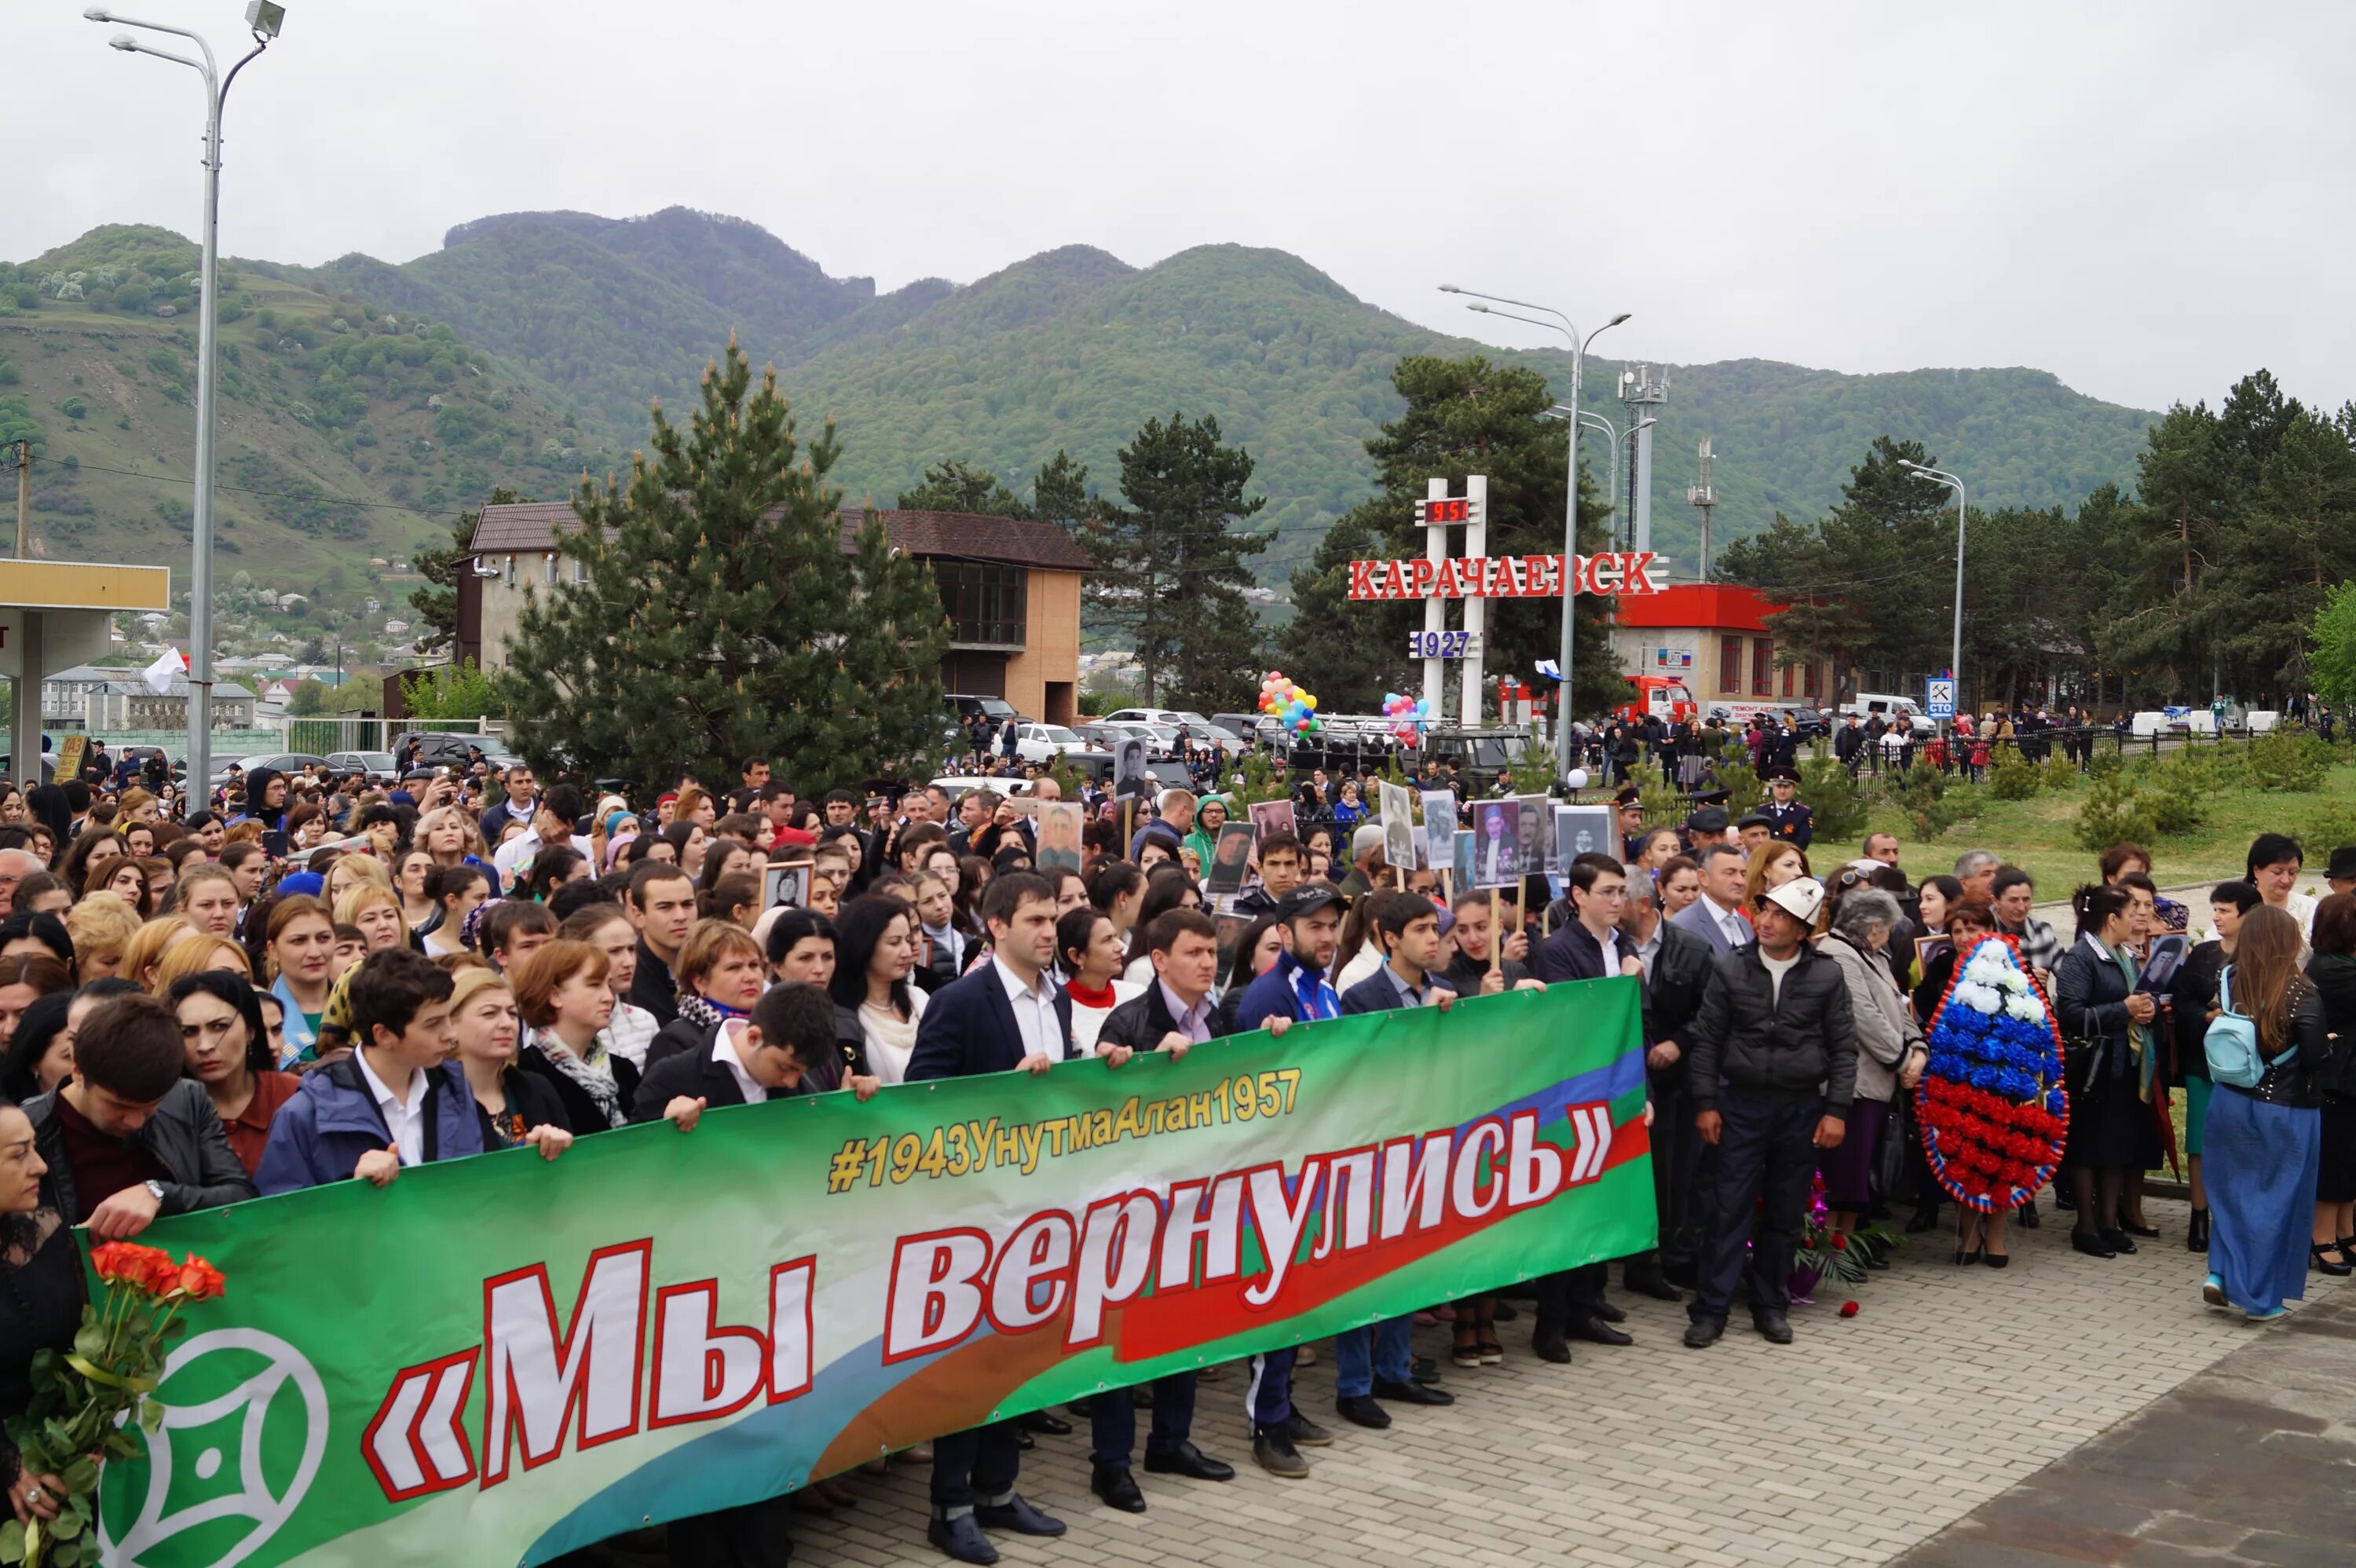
[2204, 965, 2285, 1089]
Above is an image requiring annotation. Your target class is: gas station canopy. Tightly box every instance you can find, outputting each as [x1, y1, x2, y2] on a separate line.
[2, 561, 174, 779]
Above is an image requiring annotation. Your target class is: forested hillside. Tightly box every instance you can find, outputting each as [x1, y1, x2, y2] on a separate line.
[6, 207, 2155, 590]
[0, 225, 605, 597]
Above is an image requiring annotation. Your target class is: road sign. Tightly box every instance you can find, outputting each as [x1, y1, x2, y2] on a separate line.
[1926, 678, 1955, 719]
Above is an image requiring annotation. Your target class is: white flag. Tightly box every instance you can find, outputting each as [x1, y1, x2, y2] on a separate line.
[143, 645, 187, 695]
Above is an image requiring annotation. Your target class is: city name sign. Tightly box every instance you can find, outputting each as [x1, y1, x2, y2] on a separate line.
[1348, 550, 1660, 601]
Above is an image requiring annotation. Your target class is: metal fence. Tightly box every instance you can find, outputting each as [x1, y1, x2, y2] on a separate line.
[279, 716, 495, 758]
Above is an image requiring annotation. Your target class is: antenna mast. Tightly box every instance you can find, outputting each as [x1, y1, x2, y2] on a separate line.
[1687, 437, 1718, 581]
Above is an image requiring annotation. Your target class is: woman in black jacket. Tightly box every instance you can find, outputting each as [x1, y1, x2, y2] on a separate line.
[447, 967, 572, 1149]
[2053, 884, 2152, 1260]
[1, 1095, 79, 1530]
[2303, 894, 2356, 1271]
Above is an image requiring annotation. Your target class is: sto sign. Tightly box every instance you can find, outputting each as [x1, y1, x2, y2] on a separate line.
[1347, 550, 1660, 602]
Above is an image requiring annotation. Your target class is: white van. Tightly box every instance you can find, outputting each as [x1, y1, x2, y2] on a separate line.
[1842, 693, 1937, 736]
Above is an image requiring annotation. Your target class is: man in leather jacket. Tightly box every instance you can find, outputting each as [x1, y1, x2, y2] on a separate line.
[1681, 877, 1857, 1349]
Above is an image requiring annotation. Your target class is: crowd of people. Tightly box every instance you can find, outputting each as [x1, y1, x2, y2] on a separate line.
[0, 741, 2348, 1565]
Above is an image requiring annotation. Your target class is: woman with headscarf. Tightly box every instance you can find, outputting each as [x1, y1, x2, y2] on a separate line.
[1184, 794, 1231, 877]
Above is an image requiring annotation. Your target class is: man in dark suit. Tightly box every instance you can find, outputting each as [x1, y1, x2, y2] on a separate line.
[1527, 857, 1644, 1360]
[1085, 908, 1240, 1511]
[1670, 843, 1751, 956]
[1333, 894, 1459, 1426]
[1619, 877, 1714, 1298]
[905, 872, 1070, 1563]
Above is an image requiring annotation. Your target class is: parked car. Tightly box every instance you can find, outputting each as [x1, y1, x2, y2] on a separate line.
[324, 750, 400, 783]
[209, 751, 331, 790]
[1010, 723, 1096, 765]
[396, 732, 506, 772]
[1075, 721, 1154, 753]
[1103, 707, 1243, 756]
[946, 693, 1022, 729]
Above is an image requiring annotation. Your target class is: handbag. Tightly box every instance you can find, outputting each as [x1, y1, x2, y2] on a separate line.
[2204, 966, 2281, 1090]
[2063, 1033, 2108, 1094]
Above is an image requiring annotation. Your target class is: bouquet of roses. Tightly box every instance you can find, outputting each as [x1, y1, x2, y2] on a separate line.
[1, 1242, 227, 1568]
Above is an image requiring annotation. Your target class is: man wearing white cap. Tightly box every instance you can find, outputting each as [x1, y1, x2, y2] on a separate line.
[1680, 875, 1859, 1349]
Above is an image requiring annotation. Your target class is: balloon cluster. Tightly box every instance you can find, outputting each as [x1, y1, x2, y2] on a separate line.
[1260, 671, 1321, 735]
[1381, 691, 1432, 746]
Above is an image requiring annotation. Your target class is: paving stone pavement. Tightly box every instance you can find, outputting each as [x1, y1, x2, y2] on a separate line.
[766, 1193, 2343, 1568]
[1891, 1252, 2356, 1568]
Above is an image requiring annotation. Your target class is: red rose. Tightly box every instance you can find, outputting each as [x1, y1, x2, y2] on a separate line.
[1831, 1233, 1847, 1251]
[1839, 1301, 1860, 1318]
[90, 1242, 134, 1284]
[174, 1256, 228, 1302]
[137, 1247, 182, 1297]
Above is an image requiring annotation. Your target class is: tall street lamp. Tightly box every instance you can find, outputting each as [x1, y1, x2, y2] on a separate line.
[1899, 459, 1967, 719]
[86, 1, 284, 816]
[1440, 286, 1629, 780]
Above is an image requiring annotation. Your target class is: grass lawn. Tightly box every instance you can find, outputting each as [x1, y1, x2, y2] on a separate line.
[1849, 755, 2356, 894]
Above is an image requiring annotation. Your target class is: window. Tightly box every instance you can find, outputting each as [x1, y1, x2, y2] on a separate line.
[1751, 638, 1772, 696]
[1780, 661, 1795, 699]
[1719, 635, 1742, 695]
[1803, 660, 1821, 699]
[542, 554, 558, 587]
[933, 561, 1027, 647]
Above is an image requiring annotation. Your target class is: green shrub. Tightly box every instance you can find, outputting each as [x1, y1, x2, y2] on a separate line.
[1892, 765, 1960, 842]
[2038, 751, 2080, 792]
[1796, 756, 1869, 845]
[2075, 768, 2159, 853]
[2247, 729, 2329, 792]
[58, 396, 86, 420]
[1988, 749, 2040, 800]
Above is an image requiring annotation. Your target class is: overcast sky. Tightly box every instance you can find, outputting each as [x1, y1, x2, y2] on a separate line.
[9, 1, 2351, 415]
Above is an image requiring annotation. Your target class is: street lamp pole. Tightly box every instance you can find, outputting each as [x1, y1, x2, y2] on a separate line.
[86, 2, 282, 816]
[1440, 287, 1629, 780]
[1900, 459, 1967, 718]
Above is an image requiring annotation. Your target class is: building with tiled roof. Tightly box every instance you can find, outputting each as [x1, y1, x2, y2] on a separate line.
[454, 501, 1088, 724]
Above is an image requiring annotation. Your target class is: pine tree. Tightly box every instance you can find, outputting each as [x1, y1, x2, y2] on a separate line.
[409, 487, 528, 654]
[1030, 450, 1092, 528]
[1086, 413, 1269, 709]
[501, 338, 949, 793]
[896, 459, 1030, 518]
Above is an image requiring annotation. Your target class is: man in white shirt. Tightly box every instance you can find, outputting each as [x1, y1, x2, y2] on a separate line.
[1671, 842, 1752, 955]
[490, 783, 594, 886]
[904, 875, 1072, 1559]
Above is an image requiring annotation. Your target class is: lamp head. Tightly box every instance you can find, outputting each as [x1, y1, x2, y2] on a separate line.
[1898, 459, 1924, 471]
[1438, 284, 1462, 294]
[1467, 302, 1492, 314]
[109, 33, 138, 50]
[82, 6, 112, 19]
[1607, 313, 1633, 327]
[245, 0, 286, 37]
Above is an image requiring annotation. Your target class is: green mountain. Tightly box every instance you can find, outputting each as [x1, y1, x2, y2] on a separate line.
[308, 208, 2153, 576]
[0, 225, 609, 623]
[6, 209, 2156, 598]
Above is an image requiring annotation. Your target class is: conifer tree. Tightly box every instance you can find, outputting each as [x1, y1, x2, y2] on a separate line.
[501, 338, 949, 792]
[1085, 413, 1269, 709]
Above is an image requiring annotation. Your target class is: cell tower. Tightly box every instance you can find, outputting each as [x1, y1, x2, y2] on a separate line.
[1616, 365, 1667, 556]
[1688, 437, 1718, 581]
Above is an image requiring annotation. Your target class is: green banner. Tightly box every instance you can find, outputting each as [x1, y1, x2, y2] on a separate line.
[93, 980, 1652, 1567]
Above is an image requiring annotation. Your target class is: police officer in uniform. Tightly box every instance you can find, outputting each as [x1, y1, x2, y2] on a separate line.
[1760, 769, 1813, 850]
[1615, 785, 1648, 863]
